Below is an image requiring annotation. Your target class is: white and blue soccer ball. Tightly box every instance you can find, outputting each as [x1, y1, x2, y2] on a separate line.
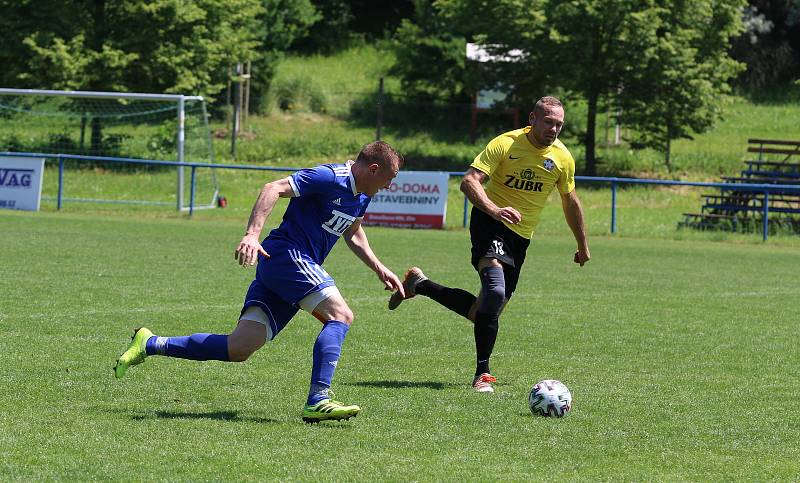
[528, 379, 572, 417]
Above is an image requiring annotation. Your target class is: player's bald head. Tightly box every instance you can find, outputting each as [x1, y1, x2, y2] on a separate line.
[532, 96, 563, 117]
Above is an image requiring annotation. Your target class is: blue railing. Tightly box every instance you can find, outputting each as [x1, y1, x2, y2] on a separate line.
[4, 152, 800, 241]
[573, 176, 800, 241]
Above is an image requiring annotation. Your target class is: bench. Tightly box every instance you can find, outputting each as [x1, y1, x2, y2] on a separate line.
[719, 180, 800, 199]
[704, 193, 800, 207]
[721, 176, 800, 184]
[744, 160, 800, 170]
[747, 138, 800, 161]
[702, 203, 800, 216]
[702, 190, 800, 213]
[678, 139, 800, 234]
[738, 168, 800, 179]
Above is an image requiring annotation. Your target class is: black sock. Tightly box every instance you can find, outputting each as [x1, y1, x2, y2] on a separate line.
[474, 311, 498, 376]
[415, 280, 476, 319]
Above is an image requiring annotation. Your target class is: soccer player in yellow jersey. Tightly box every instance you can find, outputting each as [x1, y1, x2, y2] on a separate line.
[388, 96, 590, 393]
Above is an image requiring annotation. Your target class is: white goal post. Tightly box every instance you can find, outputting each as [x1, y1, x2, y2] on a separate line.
[0, 88, 218, 211]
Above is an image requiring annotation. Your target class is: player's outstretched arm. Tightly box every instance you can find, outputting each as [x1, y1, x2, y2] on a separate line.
[461, 168, 521, 224]
[343, 219, 405, 297]
[560, 189, 590, 266]
[235, 177, 295, 267]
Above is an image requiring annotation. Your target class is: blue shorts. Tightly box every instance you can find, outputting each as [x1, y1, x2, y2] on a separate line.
[240, 241, 335, 339]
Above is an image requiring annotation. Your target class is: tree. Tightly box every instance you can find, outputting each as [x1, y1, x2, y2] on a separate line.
[420, 0, 665, 174]
[0, 0, 324, 152]
[0, 0, 265, 153]
[537, 0, 682, 175]
[620, 1, 746, 171]
[393, 0, 746, 175]
[290, 0, 354, 54]
[730, 0, 800, 88]
[250, 0, 319, 111]
[391, 0, 472, 100]
[2, 0, 263, 98]
[292, 0, 415, 54]
[435, 0, 548, 97]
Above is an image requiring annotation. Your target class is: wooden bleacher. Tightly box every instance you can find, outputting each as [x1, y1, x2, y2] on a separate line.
[678, 139, 800, 234]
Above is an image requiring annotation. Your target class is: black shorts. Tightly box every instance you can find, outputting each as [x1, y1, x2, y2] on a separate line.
[469, 206, 531, 298]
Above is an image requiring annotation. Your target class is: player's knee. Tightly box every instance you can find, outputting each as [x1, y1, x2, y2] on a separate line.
[478, 266, 505, 316]
[482, 285, 505, 311]
[333, 308, 354, 325]
[227, 333, 265, 362]
[478, 282, 505, 316]
[317, 307, 353, 324]
[228, 343, 260, 362]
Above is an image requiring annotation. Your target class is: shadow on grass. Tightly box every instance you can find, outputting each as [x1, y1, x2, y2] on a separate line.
[349, 380, 459, 390]
[130, 409, 278, 424]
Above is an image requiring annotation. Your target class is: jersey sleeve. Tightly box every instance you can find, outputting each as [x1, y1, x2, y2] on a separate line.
[357, 196, 370, 217]
[288, 165, 334, 197]
[470, 134, 509, 177]
[557, 149, 576, 194]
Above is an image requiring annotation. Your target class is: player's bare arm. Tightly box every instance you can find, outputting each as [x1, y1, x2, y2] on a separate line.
[235, 177, 295, 266]
[460, 168, 522, 225]
[560, 189, 590, 266]
[343, 219, 405, 296]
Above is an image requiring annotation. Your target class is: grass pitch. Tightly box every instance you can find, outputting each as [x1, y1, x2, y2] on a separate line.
[1, 210, 799, 480]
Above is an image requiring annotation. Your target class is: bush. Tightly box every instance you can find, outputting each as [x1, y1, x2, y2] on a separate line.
[267, 74, 329, 114]
[1, 133, 25, 152]
[47, 132, 77, 152]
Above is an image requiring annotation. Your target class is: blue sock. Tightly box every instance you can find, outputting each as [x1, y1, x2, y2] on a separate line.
[145, 333, 230, 361]
[307, 320, 350, 405]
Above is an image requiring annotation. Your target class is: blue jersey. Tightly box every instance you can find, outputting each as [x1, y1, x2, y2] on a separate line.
[263, 162, 371, 264]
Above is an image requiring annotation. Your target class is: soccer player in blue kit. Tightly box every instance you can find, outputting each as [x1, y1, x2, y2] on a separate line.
[114, 141, 406, 423]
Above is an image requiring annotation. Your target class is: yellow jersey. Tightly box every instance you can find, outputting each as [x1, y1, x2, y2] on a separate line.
[470, 126, 576, 239]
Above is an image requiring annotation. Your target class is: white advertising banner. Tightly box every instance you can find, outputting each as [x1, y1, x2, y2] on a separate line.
[364, 171, 449, 229]
[0, 156, 45, 211]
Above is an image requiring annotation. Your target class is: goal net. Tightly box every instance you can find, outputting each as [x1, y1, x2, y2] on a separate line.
[0, 88, 219, 210]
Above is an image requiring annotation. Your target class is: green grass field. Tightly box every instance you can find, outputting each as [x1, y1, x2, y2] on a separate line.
[2, 210, 799, 480]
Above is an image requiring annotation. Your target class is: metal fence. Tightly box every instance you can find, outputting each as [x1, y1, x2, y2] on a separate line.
[4, 152, 800, 241]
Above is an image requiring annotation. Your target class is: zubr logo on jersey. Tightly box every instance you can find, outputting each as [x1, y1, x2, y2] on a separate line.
[0, 169, 33, 188]
[504, 172, 543, 192]
[322, 209, 356, 236]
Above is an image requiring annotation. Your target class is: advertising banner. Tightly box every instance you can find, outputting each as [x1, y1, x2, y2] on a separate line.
[364, 171, 449, 229]
[0, 156, 45, 211]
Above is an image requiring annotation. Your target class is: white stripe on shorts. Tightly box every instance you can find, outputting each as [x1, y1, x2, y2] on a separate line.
[290, 249, 323, 285]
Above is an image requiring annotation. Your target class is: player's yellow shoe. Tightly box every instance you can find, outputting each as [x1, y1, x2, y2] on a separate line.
[302, 398, 361, 424]
[113, 327, 154, 379]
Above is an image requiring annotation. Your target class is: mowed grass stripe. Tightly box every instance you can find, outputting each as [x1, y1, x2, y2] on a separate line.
[1, 211, 798, 480]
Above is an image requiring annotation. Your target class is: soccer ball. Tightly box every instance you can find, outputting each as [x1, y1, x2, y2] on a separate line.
[528, 379, 572, 417]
